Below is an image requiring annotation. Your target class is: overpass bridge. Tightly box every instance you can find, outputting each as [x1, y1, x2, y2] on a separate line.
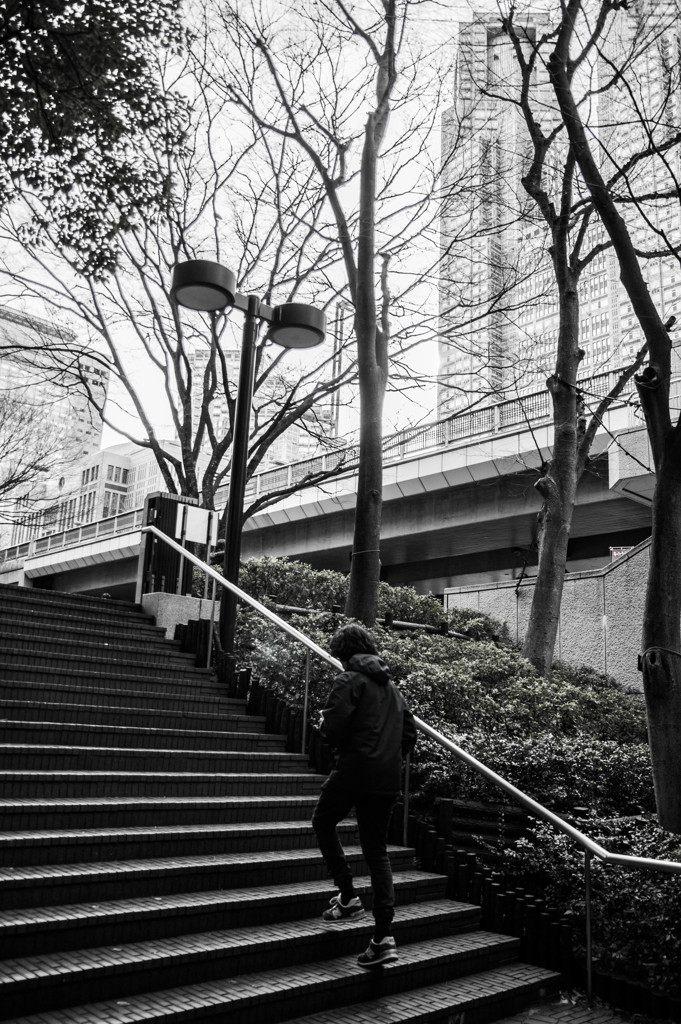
[0, 371, 654, 598]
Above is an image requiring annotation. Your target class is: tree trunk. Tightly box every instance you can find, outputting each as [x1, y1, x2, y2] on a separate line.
[344, 104, 390, 625]
[523, 270, 583, 674]
[345, 363, 385, 625]
[639, 432, 681, 832]
[522, 379, 580, 675]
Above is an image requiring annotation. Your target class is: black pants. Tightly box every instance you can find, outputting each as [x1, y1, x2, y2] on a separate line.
[312, 779, 397, 937]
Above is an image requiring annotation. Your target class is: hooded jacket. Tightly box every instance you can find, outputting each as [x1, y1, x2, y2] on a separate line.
[320, 653, 417, 796]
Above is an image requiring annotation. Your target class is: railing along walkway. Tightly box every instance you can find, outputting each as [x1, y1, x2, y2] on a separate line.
[142, 525, 681, 1001]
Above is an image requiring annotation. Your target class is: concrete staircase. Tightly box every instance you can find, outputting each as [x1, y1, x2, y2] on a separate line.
[0, 584, 559, 1024]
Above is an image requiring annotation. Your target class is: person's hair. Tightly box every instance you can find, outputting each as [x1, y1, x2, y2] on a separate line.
[329, 623, 379, 663]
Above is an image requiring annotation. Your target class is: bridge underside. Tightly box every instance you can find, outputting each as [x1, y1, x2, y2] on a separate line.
[241, 457, 651, 596]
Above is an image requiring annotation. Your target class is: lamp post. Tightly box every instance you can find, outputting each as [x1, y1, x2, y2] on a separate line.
[170, 259, 326, 684]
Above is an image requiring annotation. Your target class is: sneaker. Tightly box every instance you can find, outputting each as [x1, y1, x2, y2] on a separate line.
[357, 936, 398, 967]
[322, 894, 365, 921]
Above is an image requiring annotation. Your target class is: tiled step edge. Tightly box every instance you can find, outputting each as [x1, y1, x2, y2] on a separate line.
[282, 964, 561, 1024]
[0, 941, 559, 1024]
[0, 900, 479, 1016]
[0, 820, 359, 867]
[0, 844, 417, 909]
[0, 871, 447, 956]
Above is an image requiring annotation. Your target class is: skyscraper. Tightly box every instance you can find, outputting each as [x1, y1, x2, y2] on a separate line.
[0, 308, 109, 544]
[0, 308, 108, 456]
[438, 5, 681, 422]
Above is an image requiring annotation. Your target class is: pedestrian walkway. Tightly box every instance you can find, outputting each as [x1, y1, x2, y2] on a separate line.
[499, 994, 631, 1024]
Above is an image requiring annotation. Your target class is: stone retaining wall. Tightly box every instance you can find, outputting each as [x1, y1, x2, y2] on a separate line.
[445, 538, 651, 691]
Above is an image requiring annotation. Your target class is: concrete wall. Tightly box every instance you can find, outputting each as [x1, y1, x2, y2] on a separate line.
[142, 592, 219, 639]
[445, 538, 651, 692]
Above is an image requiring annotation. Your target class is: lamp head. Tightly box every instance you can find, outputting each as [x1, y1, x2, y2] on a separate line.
[170, 260, 236, 311]
[267, 303, 326, 349]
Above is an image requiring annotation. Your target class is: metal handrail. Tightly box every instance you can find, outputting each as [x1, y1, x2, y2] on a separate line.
[143, 525, 342, 673]
[143, 525, 343, 752]
[415, 716, 681, 876]
[414, 716, 681, 1000]
[142, 524, 681, 1000]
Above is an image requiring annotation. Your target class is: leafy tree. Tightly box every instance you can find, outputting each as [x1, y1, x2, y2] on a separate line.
[0, 0, 187, 273]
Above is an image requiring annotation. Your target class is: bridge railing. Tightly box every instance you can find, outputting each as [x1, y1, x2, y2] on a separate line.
[145, 525, 680, 1004]
[0, 367, 633, 565]
[242, 367, 632, 499]
[0, 507, 145, 564]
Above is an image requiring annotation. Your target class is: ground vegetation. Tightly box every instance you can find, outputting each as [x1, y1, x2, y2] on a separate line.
[231, 554, 678, 1000]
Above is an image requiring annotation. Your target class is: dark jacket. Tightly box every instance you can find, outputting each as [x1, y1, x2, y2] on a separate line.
[320, 653, 417, 796]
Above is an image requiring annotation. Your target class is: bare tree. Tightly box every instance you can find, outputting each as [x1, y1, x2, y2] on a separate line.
[524, 0, 681, 831]
[452, 3, 681, 696]
[207, 0, 457, 624]
[0, 43, 360, 527]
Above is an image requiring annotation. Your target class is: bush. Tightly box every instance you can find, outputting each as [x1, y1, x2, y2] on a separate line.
[236, 604, 652, 816]
[230, 559, 668, 1002]
[239, 557, 348, 611]
[447, 606, 512, 643]
[378, 582, 446, 627]
[504, 817, 681, 998]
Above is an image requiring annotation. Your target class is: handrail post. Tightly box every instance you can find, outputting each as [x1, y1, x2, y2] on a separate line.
[585, 850, 593, 1002]
[206, 583, 217, 669]
[302, 650, 311, 754]
[402, 753, 411, 846]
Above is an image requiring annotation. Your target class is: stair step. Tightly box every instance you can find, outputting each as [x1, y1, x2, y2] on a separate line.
[0, 870, 448, 956]
[282, 964, 560, 1024]
[0, 655, 215, 688]
[0, 633, 191, 667]
[0, 681, 246, 714]
[0, 647, 210, 680]
[0, 586, 147, 618]
[0, 745, 309, 773]
[0, 790, 321, 831]
[0, 933, 558, 1024]
[0, 900, 481, 1018]
[0, 772, 324, 803]
[0, 721, 286, 753]
[0, 699, 265, 732]
[0, 611, 167, 643]
[0, 819, 358, 867]
[0, 844, 417, 910]
[0, 598, 159, 632]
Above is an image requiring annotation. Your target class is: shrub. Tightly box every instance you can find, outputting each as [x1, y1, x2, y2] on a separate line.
[237, 607, 652, 817]
[378, 582, 446, 627]
[447, 606, 512, 643]
[230, 560, 667, 1002]
[504, 817, 681, 998]
[239, 557, 348, 611]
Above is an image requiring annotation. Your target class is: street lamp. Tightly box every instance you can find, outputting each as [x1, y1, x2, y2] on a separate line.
[170, 260, 326, 685]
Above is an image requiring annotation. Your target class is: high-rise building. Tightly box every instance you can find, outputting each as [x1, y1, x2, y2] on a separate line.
[0, 308, 110, 545]
[187, 338, 339, 471]
[0, 308, 108, 455]
[7, 440, 177, 546]
[438, 6, 681, 421]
